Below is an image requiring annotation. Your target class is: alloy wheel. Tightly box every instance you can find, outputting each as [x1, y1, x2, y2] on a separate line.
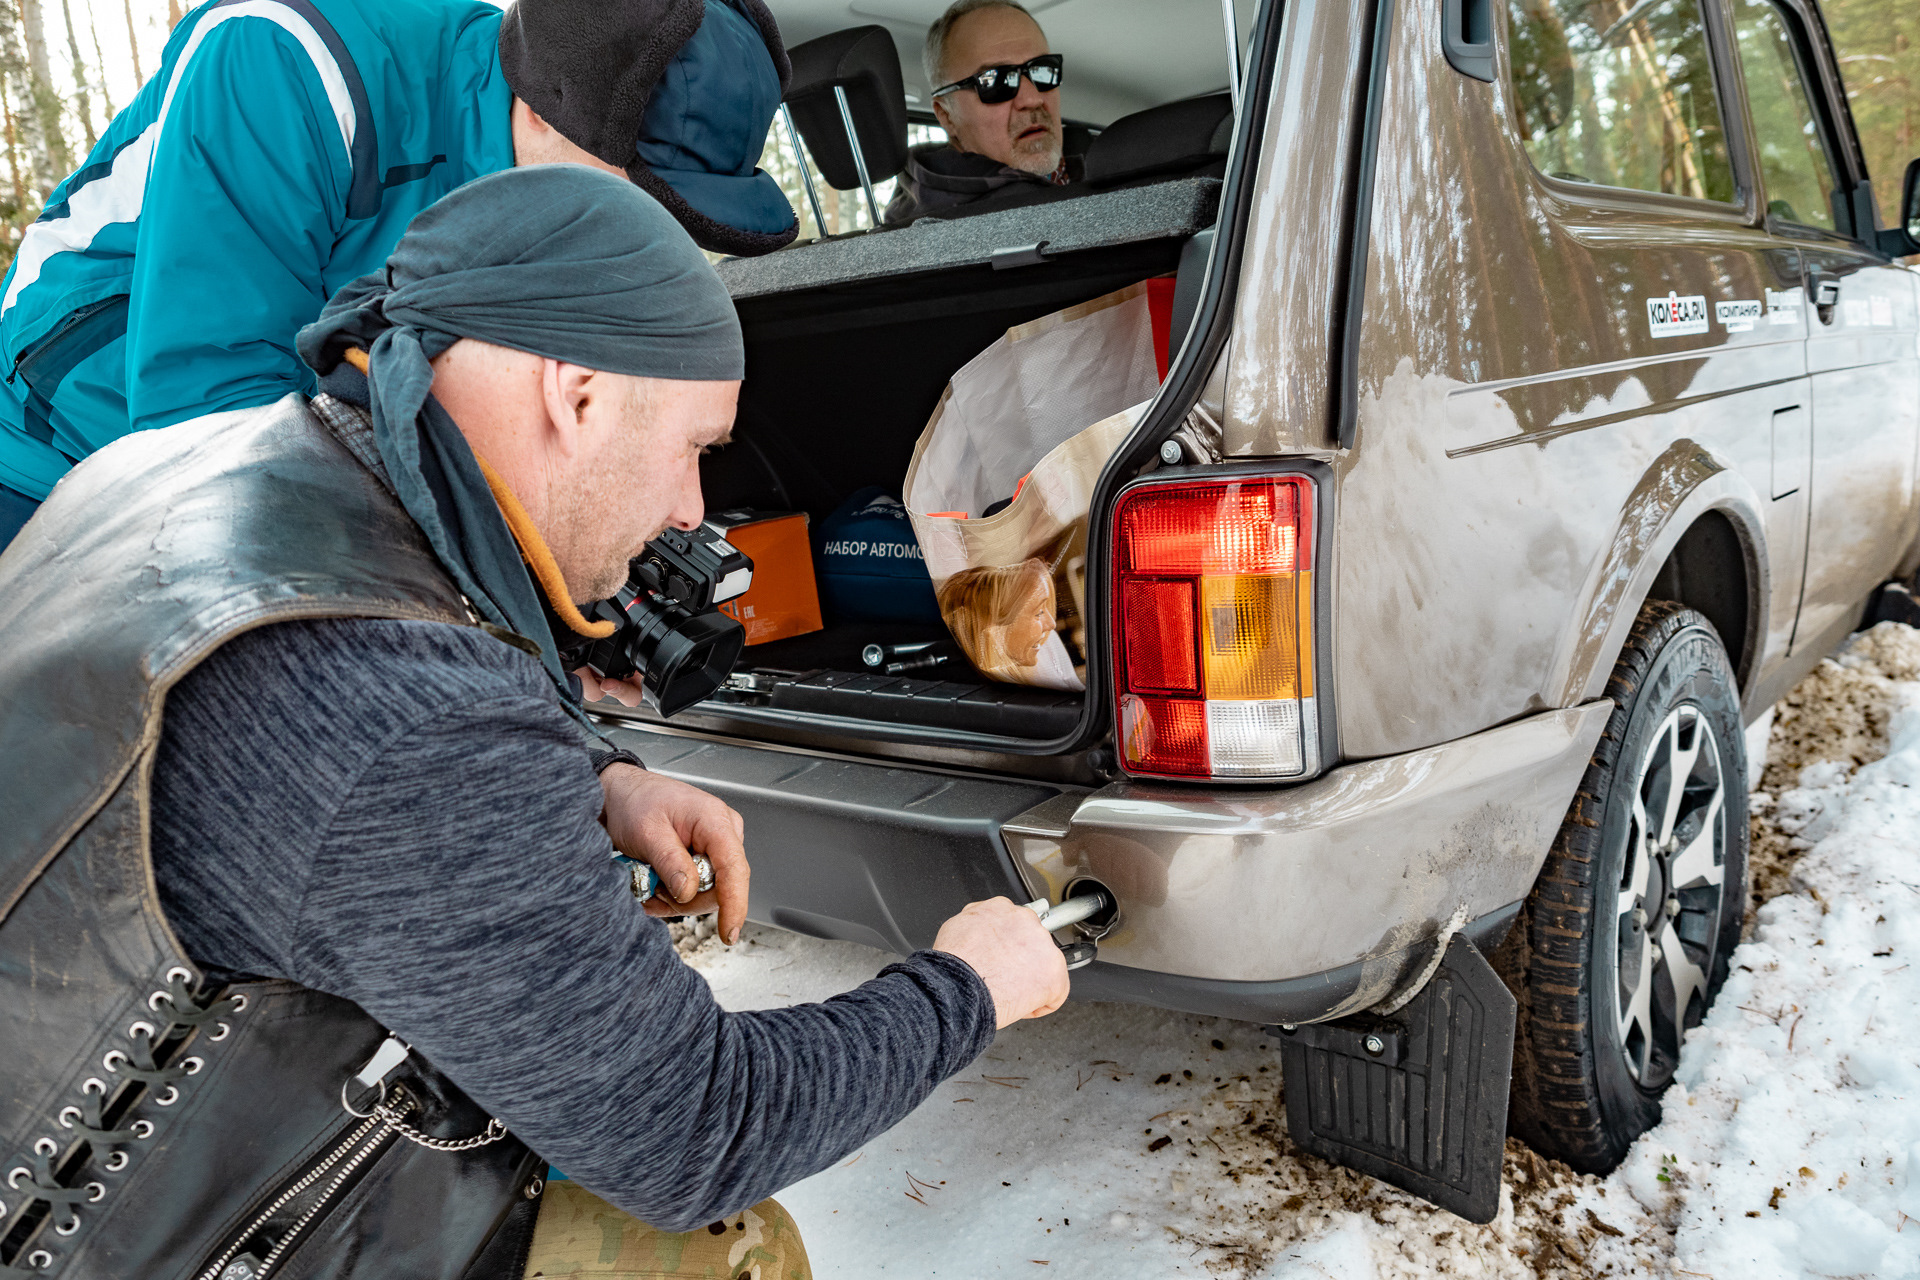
[1614, 703, 1728, 1087]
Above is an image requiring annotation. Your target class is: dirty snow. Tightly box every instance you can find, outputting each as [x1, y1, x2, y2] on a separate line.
[672, 624, 1920, 1277]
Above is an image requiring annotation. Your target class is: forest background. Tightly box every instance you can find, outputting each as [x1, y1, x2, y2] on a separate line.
[0, 0, 1907, 270]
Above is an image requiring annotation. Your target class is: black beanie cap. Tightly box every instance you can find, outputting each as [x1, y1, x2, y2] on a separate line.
[497, 0, 797, 257]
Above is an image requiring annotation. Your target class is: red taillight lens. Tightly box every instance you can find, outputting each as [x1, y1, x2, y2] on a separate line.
[1119, 578, 1198, 692]
[1119, 479, 1308, 575]
[1119, 694, 1208, 776]
[1112, 475, 1318, 780]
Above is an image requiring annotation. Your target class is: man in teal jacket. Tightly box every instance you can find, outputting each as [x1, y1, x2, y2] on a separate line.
[0, 0, 796, 547]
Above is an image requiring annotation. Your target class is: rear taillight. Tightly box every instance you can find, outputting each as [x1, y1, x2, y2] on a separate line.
[1112, 474, 1318, 780]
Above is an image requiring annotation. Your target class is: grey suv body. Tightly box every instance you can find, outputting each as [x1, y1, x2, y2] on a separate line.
[596, 0, 1920, 1182]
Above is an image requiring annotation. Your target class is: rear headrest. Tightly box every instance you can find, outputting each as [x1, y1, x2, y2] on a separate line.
[1083, 94, 1233, 187]
[783, 26, 909, 189]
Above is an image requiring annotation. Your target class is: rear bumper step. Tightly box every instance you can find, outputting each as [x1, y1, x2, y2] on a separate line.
[603, 723, 1062, 955]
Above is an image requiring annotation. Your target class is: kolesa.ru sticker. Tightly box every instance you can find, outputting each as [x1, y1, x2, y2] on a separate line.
[1647, 291, 1709, 337]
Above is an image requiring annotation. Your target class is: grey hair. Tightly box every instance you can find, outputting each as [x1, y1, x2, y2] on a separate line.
[924, 0, 1036, 93]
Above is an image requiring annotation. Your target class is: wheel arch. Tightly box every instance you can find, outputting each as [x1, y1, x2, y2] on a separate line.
[1644, 509, 1760, 692]
[1551, 440, 1769, 711]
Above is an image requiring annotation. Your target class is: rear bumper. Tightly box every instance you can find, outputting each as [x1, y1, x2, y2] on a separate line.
[603, 700, 1609, 1024]
[599, 724, 1065, 956]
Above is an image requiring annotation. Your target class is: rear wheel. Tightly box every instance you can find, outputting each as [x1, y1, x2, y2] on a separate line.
[1504, 600, 1748, 1172]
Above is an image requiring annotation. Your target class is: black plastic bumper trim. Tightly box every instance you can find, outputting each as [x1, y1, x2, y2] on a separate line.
[1066, 903, 1523, 1026]
[603, 723, 1059, 954]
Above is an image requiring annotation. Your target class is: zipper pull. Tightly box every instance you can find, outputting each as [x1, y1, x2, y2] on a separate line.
[342, 1035, 410, 1119]
[353, 1037, 410, 1091]
[219, 1253, 268, 1280]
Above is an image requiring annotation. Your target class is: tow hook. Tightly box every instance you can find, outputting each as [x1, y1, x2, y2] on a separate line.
[1023, 887, 1115, 970]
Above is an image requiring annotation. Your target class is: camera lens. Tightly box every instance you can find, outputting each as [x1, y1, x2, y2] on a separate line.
[631, 604, 745, 718]
[578, 584, 745, 717]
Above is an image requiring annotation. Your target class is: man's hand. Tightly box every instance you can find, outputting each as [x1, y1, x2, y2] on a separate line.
[577, 667, 646, 708]
[599, 763, 749, 944]
[932, 898, 1070, 1029]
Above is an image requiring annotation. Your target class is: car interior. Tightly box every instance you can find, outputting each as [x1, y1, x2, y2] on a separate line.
[695, 0, 1258, 742]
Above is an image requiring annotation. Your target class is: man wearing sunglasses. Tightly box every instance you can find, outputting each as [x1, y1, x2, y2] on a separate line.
[883, 0, 1081, 224]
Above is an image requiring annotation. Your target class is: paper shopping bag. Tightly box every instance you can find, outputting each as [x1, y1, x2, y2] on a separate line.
[904, 282, 1162, 691]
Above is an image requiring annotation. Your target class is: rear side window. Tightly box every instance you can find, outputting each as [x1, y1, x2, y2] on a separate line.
[1507, 0, 1736, 204]
[1727, 0, 1840, 231]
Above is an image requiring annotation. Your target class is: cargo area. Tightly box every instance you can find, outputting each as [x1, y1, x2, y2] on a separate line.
[686, 181, 1221, 744]
[596, 0, 1250, 748]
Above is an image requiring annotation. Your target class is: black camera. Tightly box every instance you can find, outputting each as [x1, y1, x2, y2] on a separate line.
[568, 525, 753, 717]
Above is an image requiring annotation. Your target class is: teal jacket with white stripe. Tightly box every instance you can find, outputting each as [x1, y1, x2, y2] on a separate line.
[0, 0, 512, 500]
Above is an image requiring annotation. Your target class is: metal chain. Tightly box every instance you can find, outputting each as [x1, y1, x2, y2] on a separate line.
[373, 1105, 508, 1153]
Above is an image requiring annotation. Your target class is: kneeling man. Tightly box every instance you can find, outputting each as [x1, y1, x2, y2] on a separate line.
[0, 165, 1066, 1278]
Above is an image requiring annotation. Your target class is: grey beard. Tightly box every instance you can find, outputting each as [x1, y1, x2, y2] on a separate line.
[1007, 136, 1062, 177]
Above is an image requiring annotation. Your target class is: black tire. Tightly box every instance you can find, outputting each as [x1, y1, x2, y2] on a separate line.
[1503, 600, 1749, 1173]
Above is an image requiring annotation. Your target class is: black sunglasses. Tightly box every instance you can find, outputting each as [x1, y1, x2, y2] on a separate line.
[932, 53, 1064, 104]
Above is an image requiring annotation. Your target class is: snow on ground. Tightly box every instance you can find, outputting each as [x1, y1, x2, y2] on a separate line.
[1628, 624, 1920, 1280]
[674, 623, 1920, 1278]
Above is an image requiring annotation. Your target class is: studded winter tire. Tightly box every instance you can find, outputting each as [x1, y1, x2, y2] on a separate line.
[1504, 600, 1749, 1173]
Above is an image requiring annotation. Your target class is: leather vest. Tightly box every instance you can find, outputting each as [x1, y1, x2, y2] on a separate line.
[0, 397, 541, 1279]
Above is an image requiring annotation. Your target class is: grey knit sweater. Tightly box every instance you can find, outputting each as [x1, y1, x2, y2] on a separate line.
[148, 616, 995, 1231]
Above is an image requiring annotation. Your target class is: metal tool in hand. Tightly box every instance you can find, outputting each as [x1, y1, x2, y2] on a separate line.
[1024, 889, 1113, 970]
[619, 852, 715, 903]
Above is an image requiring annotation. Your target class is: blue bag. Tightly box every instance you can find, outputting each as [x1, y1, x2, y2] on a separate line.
[815, 487, 942, 624]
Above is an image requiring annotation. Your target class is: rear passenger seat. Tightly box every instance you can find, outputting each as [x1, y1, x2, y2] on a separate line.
[1082, 93, 1232, 189]
[916, 92, 1233, 222]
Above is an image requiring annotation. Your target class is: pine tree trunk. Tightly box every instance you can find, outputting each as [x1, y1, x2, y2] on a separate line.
[118, 0, 138, 84]
[17, 0, 70, 187]
[60, 0, 93, 149]
[0, 0, 53, 200]
[84, 0, 110, 117]
[1, 77, 26, 216]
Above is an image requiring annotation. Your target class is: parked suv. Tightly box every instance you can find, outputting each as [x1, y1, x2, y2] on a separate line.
[594, 0, 1920, 1213]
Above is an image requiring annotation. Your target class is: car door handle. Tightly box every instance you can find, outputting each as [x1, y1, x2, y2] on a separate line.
[1812, 277, 1840, 326]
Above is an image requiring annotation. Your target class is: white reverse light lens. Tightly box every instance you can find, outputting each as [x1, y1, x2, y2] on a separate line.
[1205, 699, 1315, 777]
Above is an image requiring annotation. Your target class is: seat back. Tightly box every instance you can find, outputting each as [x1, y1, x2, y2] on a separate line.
[1083, 94, 1233, 188]
[783, 26, 909, 190]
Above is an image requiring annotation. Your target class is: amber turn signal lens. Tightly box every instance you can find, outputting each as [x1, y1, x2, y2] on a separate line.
[1200, 572, 1312, 701]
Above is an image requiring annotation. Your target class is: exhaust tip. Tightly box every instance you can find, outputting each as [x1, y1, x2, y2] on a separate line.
[1062, 878, 1120, 937]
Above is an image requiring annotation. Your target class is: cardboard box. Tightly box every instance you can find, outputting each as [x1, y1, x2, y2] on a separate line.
[709, 509, 824, 645]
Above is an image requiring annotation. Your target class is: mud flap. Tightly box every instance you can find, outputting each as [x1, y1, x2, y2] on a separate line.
[1277, 935, 1515, 1223]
